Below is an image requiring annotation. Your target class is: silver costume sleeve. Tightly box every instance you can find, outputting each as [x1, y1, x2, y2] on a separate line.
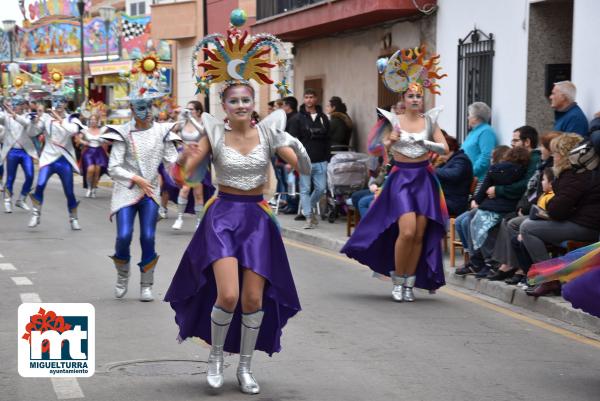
[107, 140, 136, 186]
[162, 140, 180, 166]
[422, 139, 446, 155]
[270, 130, 312, 175]
[188, 116, 206, 136]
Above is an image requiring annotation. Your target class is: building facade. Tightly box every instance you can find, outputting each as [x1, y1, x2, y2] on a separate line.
[436, 0, 600, 145]
[252, 0, 437, 152]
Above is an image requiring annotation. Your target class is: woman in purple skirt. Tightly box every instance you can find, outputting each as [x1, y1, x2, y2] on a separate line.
[165, 12, 311, 395]
[79, 114, 108, 198]
[342, 46, 449, 302]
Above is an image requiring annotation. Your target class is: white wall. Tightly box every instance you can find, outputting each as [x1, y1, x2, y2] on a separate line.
[571, 0, 600, 120]
[293, 21, 422, 152]
[435, 0, 530, 144]
[176, 43, 197, 107]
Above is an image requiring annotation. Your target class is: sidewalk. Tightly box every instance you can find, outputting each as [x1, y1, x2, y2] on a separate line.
[276, 211, 600, 334]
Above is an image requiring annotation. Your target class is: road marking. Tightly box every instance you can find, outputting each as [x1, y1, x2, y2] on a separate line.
[11, 276, 33, 286]
[51, 378, 85, 399]
[0, 263, 16, 270]
[0, 252, 4, 257]
[284, 238, 361, 266]
[440, 287, 600, 350]
[20, 293, 42, 303]
[289, 239, 600, 350]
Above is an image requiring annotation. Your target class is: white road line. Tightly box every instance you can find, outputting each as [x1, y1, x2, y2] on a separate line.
[0, 252, 4, 257]
[0, 263, 16, 270]
[11, 276, 33, 286]
[51, 378, 85, 400]
[19, 293, 42, 303]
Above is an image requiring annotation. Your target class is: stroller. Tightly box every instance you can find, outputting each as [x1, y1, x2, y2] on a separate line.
[324, 151, 369, 223]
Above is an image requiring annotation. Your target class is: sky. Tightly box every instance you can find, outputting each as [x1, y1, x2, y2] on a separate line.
[0, 1, 27, 27]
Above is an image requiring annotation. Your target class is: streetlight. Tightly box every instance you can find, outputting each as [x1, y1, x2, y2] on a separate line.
[99, 6, 116, 62]
[77, 0, 86, 105]
[2, 20, 16, 88]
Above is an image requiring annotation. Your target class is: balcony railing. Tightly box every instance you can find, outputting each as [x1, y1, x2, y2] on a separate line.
[257, 0, 327, 21]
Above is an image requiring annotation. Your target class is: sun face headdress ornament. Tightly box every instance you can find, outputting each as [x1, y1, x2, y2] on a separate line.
[191, 8, 290, 97]
[118, 53, 169, 101]
[380, 45, 447, 96]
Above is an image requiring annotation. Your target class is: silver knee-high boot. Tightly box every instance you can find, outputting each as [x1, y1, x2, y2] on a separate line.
[390, 272, 405, 302]
[237, 310, 264, 394]
[403, 275, 417, 302]
[206, 306, 234, 389]
[111, 256, 130, 299]
[139, 256, 158, 302]
[28, 195, 41, 228]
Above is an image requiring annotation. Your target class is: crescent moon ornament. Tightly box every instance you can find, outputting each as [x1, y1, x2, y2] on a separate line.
[227, 59, 245, 80]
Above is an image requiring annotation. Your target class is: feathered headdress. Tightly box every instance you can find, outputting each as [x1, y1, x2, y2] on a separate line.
[380, 45, 447, 95]
[118, 53, 169, 101]
[191, 8, 290, 97]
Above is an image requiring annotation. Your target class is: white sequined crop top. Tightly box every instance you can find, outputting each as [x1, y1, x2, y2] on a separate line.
[201, 109, 311, 191]
[377, 107, 444, 159]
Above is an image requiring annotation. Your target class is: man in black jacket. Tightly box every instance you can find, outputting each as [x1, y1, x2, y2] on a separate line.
[296, 88, 330, 229]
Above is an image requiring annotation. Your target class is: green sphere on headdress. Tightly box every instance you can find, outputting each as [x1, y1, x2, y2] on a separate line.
[230, 8, 247, 27]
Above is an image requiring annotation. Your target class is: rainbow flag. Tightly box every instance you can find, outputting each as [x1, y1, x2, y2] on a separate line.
[528, 242, 600, 286]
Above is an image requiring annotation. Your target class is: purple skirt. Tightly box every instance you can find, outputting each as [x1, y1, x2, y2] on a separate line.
[81, 146, 108, 188]
[562, 269, 600, 318]
[164, 192, 301, 356]
[341, 160, 448, 291]
[158, 163, 215, 214]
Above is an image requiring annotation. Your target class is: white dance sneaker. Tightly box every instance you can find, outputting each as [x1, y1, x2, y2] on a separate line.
[172, 215, 184, 230]
[4, 198, 12, 213]
[70, 218, 81, 230]
[28, 213, 40, 227]
[158, 206, 168, 220]
[15, 199, 30, 211]
[85, 188, 92, 198]
[140, 286, 154, 302]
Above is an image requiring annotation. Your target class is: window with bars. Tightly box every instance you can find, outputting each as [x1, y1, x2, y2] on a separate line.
[456, 29, 494, 142]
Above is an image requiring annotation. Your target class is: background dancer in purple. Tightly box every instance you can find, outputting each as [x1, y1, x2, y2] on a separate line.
[342, 46, 449, 302]
[165, 9, 311, 395]
[79, 113, 109, 198]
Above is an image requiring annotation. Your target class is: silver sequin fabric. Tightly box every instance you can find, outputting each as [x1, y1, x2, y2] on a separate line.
[103, 121, 179, 215]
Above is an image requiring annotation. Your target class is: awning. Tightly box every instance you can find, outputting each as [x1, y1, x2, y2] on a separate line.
[89, 60, 133, 76]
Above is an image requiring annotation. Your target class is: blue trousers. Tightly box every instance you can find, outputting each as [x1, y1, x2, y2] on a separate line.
[358, 193, 375, 218]
[300, 161, 327, 217]
[114, 196, 159, 270]
[5, 148, 34, 197]
[455, 208, 477, 254]
[32, 156, 78, 212]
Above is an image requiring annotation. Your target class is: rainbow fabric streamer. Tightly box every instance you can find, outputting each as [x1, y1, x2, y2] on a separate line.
[170, 159, 209, 188]
[258, 200, 280, 230]
[427, 163, 449, 227]
[367, 118, 390, 163]
[528, 241, 600, 286]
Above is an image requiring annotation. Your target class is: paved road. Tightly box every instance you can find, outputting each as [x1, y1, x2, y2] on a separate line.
[1, 177, 599, 401]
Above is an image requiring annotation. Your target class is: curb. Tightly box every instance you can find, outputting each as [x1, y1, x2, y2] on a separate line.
[281, 226, 346, 253]
[444, 266, 600, 334]
[278, 225, 600, 334]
